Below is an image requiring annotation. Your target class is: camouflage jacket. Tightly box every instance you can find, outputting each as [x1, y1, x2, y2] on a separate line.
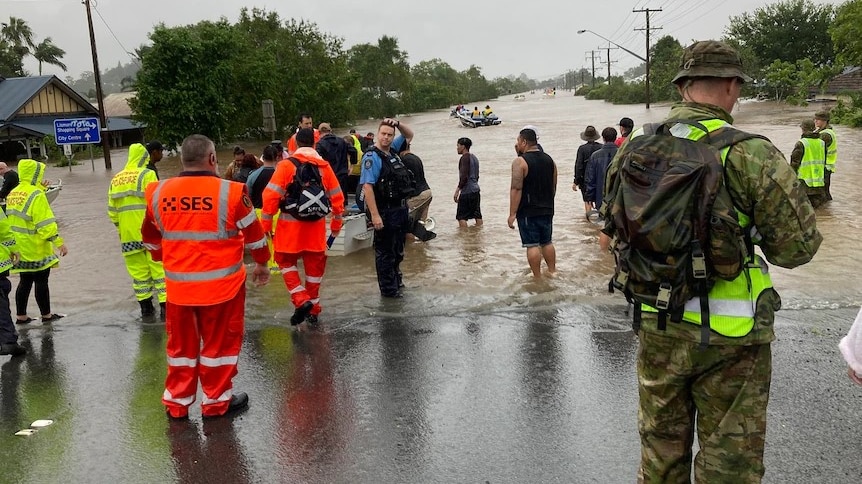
[601, 102, 822, 345]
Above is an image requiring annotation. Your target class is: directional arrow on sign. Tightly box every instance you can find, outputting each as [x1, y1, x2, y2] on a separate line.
[84, 133, 91, 141]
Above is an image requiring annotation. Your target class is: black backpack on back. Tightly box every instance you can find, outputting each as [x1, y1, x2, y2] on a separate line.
[602, 120, 763, 345]
[280, 157, 331, 221]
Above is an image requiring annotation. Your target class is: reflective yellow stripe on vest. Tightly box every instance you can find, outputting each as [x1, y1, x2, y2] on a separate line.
[632, 118, 774, 338]
[798, 137, 826, 188]
[820, 128, 837, 171]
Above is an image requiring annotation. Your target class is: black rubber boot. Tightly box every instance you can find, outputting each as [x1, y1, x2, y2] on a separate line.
[139, 297, 155, 317]
[159, 302, 166, 321]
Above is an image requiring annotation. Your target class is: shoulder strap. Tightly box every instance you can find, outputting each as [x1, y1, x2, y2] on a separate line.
[288, 156, 301, 168]
[706, 126, 769, 152]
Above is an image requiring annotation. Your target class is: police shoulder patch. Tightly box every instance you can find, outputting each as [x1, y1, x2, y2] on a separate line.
[242, 194, 252, 208]
[364, 159, 372, 169]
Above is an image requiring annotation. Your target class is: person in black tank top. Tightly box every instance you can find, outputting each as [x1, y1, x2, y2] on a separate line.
[507, 127, 557, 278]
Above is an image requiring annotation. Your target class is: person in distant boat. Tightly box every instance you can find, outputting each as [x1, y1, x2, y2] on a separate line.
[483, 105, 494, 117]
[0, 162, 20, 200]
[472, 106, 481, 119]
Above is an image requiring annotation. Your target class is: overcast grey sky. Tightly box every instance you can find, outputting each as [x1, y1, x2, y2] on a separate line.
[4, 0, 843, 81]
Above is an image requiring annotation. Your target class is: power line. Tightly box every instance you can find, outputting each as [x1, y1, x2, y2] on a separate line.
[664, 2, 727, 37]
[91, 3, 140, 67]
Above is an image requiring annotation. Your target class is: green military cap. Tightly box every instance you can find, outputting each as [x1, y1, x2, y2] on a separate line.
[800, 119, 816, 132]
[814, 110, 830, 121]
[672, 40, 752, 85]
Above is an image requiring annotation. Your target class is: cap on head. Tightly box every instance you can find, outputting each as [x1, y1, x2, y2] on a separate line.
[814, 110, 830, 121]
[522, 125, 540, 140]
[296, 128, 315, 147]
[318, 122, 332, 133]
[672, 40, 751, 85]
[145, 140, 165, 153]
[365, 132, 374, 139]
[800, 119, 816, 132]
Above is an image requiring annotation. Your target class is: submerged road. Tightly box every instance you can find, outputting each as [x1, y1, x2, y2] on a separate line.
[1, 304, 860, 483]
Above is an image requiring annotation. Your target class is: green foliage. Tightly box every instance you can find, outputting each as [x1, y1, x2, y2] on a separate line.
[32, 37, 66, 75]
[41, 135, 102, 163]
[1, 16, 67, 78]
[649, 36, 684, 103]
[830, 0, 862, 67]
[584, 77, 647, 104]
[131, 20, 246, 147]
[725, 0, 835, 67]
[830, 93, 862, 127]
[762, 58, 831, 105]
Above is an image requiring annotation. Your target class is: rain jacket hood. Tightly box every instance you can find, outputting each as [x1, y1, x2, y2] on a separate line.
[17, 158, 46, 189]
[125, 143, 151, 171]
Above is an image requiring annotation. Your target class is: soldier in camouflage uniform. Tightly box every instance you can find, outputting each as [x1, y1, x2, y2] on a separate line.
[599, 41, 822, 483]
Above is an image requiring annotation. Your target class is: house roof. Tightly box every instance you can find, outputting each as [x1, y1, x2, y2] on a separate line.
[824, 67, 862, 95]
[0, 76, 55, 121]
[0, 76, 144, 137]
[102, 92, 136, 118]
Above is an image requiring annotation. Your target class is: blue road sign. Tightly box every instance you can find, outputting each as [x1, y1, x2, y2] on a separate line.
[53, 117, 101, 145]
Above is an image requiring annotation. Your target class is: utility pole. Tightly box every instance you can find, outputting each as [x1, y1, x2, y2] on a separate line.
[584, 51, 599, 88]
[84, 0, 112, 169]
[602, 43, 619, 85]
[634, 6, 662, 109]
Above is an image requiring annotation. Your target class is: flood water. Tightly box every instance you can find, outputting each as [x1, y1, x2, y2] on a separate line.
[2, 93, 861, 483]
[131, 92, 857, 320]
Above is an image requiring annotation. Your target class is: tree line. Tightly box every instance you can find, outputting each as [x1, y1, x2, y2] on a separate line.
[577, 0, 862, 126]
[0, 16, 67, 77]
[131, 8, 540, 147]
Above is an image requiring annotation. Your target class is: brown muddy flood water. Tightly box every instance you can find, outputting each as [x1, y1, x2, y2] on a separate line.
[42, 93, 860, 326]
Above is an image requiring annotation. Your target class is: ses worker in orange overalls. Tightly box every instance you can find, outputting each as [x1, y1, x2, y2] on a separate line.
[262, 128, 345, 327]
[142, 134, 271, 420]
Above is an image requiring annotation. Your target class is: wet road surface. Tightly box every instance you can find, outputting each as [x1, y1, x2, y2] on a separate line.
[1, 93, 861, 482]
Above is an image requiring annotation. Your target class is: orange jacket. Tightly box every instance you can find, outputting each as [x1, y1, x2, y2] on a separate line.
[286, 129, 321, 155]
[261, 147, 345, 254]
[142, 172, 270, 306]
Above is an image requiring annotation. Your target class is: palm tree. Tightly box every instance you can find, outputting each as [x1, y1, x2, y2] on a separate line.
[1, 16, 35, 59]
[32, 37, 66, 75]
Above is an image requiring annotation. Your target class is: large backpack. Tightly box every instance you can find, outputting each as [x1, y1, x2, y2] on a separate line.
[280, 157, 331, 221]
[602, 120, 763, 345]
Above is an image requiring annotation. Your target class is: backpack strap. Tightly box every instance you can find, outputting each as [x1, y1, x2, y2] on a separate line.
[287, 156, 301, 168]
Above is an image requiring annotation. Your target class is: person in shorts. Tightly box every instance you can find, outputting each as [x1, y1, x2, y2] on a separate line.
[454, 137, 482, 227]
[507, 127, 557, 277]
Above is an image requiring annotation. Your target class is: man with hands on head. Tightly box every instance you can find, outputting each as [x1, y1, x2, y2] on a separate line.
[360, 118, 415, 298]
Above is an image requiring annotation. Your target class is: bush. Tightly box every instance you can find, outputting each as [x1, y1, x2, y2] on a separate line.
[41, 135, 103, 163]
[831, 92, 862, 127]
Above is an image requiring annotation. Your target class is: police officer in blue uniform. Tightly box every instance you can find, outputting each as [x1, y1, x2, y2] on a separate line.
[359, 118, 415, 298]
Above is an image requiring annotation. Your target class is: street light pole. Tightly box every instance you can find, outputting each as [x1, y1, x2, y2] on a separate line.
[578, 29, 650, 108]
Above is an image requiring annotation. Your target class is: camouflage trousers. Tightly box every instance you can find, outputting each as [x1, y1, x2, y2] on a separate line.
[637, 331, 772, 484]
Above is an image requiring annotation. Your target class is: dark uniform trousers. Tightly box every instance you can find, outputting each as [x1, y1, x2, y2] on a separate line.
[373, 206, 408, 296]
